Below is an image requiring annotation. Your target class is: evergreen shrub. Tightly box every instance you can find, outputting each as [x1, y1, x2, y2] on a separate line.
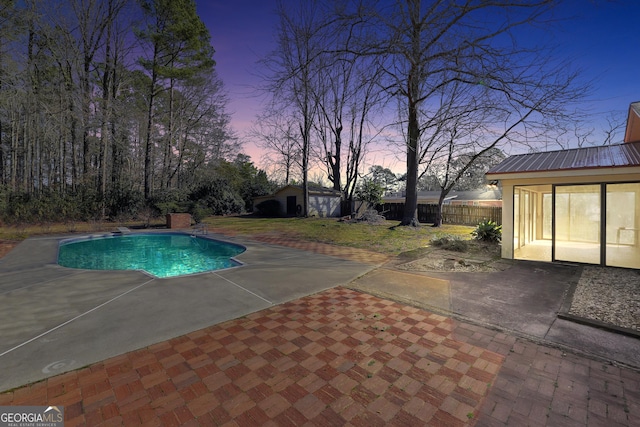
[255, 199, 281, 217]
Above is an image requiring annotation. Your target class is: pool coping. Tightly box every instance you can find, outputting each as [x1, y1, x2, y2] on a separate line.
[56, 231, 248, 279]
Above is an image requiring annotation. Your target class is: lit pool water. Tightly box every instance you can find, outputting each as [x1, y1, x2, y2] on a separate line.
[57, 233, 245, 278]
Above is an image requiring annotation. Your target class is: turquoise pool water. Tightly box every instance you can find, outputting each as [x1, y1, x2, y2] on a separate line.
[57, 234, 245, 278]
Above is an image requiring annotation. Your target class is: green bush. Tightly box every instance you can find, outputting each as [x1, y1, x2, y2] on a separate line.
[255, 199, 281, 217]
[189, 205, 210, 223]
[0, 188, 94, 224]
[188, 179, 245, 218]
[430, 234, 468, 252]
[148, 189, 190, 216]
[472, 219, 502, 243]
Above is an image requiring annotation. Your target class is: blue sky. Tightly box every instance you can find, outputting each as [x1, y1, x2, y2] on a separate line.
[553, 1, 638, 111]
[197, 0, 640, 168]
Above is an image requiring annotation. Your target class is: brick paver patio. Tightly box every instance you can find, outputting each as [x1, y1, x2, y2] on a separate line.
[1, 288, 503, 426]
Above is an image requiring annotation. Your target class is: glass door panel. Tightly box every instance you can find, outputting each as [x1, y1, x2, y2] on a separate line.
[606, 183, 640, 268]
[524, 191, 530, 245]
[513, 185, 551, 261]
[554, 185, 600, 264]
[543, 194, 552, 240]
[514, 189, 520, 251]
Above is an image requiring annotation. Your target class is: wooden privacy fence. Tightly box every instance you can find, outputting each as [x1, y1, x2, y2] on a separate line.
[379, 203, 502, 226]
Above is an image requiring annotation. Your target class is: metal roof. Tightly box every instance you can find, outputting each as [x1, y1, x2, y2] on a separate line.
[273, 184, 342, 197]
[486, 141, 640, 175]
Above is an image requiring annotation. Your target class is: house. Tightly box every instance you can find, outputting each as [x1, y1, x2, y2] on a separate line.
[253, 185, 343, 218]
[379, 187, 502, 224]
[486, 101, 640, 270]
[382, 187, 502, 207]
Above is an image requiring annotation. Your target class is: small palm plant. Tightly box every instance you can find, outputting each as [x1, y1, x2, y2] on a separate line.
[472, 219, 502, 243]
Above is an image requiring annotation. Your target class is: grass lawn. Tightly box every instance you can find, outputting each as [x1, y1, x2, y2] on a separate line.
[201, 216, 476, 256]
[0, 215, 477, 257]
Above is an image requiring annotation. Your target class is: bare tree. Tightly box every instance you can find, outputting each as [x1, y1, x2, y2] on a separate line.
[251, 107, 301, 185]
[69, 0, 112, 185]
[174, 70, 238, 188]
[259, 1, 329, 216]
[312, 51, 385, 206]
[450, 149, 506, 191]
[419, 54, 585, 226]
[348, 0, 587, 227]
[259, 1, 385, 215]
[97, 0, 129, 216]
[603, 112, 626, 145]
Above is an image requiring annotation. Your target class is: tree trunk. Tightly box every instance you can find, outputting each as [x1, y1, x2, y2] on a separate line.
[301, 119, 310, 217]
[144, 46, 159, 201]
[331, 129, 341, 191]
[433, 189, 450, 227]
[402, 148, 420, 226]
[81, 60, 91, 184]
[163, 78, 175, 189]
[401, 102, 420, 227]
[64, 61, 79, 191]
[99, 32, 112, 218]
[399, 0, 421, 227]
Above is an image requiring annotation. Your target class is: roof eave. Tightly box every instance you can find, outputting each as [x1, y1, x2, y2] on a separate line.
[487, 165, 640, 181]
[624, 101, 640, 143]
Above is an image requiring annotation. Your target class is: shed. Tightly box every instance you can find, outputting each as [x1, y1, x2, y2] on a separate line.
[253, 185, 343, 218]
[486, 102, 640, 269]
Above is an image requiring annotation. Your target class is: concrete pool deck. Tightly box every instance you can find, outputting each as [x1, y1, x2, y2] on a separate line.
[1, 231, 639, 426]
[0, 231, 378, 392]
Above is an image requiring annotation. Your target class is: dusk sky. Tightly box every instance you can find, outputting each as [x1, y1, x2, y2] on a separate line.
[197, 0, 640, 172]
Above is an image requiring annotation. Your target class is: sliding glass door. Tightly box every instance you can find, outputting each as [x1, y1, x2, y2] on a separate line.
[554, 185, 601, 264]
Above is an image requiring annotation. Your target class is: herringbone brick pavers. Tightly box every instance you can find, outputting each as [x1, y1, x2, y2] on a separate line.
[466, 332, 640, 427]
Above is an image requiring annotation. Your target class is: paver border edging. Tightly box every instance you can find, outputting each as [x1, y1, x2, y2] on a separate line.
[557, 312, 640, 339]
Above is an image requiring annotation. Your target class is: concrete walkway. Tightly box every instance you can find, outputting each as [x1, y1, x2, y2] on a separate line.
[0, 232, 639, 426]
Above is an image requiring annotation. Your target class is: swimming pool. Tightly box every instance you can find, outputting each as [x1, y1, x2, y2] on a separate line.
[57, 233, 245, 278]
